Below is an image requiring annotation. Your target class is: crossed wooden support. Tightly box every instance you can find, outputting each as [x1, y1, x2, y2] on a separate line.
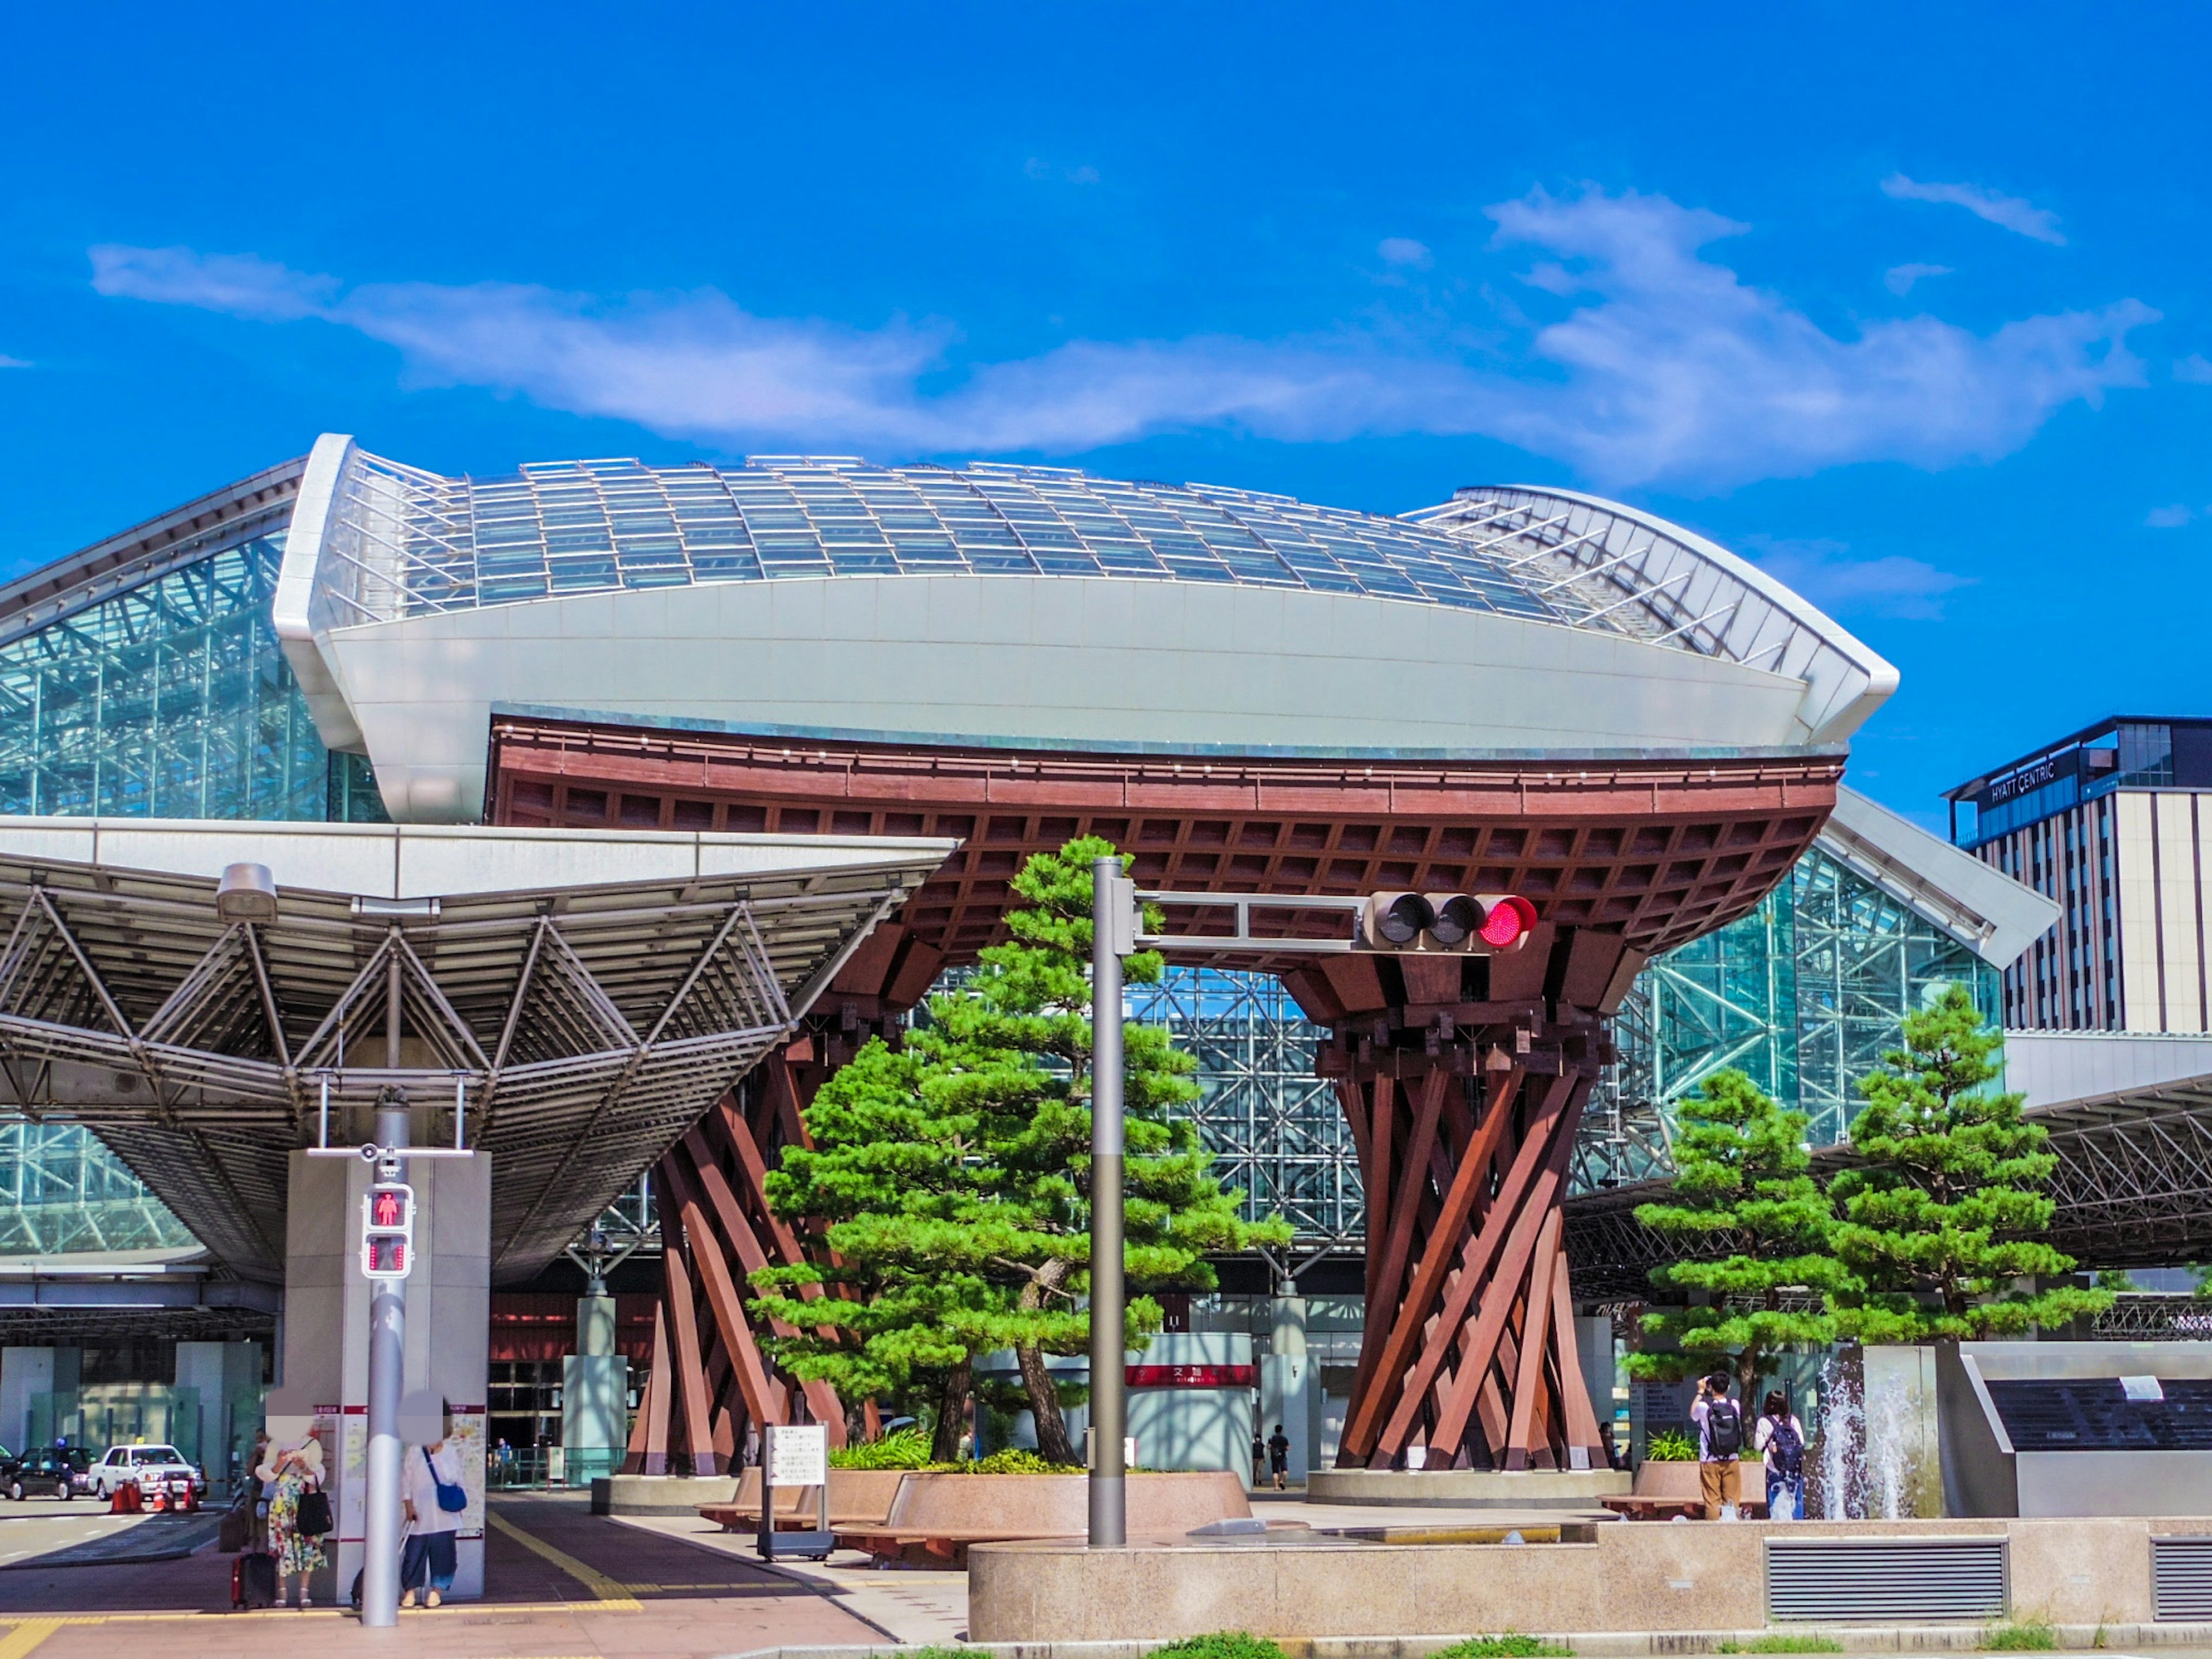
[1286, 932, 1639, 1475]
[1326, 1053, 1608, 1470]
[625, 1036, 854, 1474]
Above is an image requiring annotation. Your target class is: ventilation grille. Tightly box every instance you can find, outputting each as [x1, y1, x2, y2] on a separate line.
[1767, 1539, 2007, 1622]
[2154, 1537, 2212, 1620]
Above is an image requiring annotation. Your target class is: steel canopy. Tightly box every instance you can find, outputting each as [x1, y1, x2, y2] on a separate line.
[0, 819, 955, 1282]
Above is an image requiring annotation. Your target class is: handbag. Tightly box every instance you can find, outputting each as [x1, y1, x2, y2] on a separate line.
[294, 1485, 334, 1537]
[425, 1447, 467, 1514]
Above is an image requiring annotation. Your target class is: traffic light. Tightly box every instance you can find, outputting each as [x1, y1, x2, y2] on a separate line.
[1359, 892, 1537, 954]
[361, 1181, 416, 1281]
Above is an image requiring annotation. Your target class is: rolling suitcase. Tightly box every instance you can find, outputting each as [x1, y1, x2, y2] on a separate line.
[232, 1550, 277, 1609]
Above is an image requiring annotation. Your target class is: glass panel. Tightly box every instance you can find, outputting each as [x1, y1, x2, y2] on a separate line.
[0, 537, 329, 822]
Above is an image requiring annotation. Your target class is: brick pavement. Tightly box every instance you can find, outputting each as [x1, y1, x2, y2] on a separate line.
[0, 1492, 884, 1659]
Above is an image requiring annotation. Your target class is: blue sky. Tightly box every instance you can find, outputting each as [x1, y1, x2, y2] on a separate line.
[1, 2, 2205, 828]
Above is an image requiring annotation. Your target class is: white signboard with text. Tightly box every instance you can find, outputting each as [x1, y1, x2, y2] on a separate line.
[766, 1423, 827, 1487]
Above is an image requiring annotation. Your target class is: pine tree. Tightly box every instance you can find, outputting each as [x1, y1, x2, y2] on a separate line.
[747, 1035, 1003, 1458]
[1828, 983, 2111, 1342]
[1625, 1068, 1847, 1399]
[753, 837, 1286, 1462]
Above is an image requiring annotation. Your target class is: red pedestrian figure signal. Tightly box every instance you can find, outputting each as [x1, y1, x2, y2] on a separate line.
[361, 1181, 416, 1282]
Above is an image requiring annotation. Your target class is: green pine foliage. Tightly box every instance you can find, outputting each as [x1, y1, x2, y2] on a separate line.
[752, 837, 1286, 1462]
[1828, 983, 2111, 1343]
[1626, 1068, 1846, 1394]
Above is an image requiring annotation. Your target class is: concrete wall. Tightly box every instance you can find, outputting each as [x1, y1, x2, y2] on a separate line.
[175, 1341, 262, 1497]
[0, 1347, 75, 1454]
[969, 1516, 2212, 1643]
[283, 1142, 490, 1601]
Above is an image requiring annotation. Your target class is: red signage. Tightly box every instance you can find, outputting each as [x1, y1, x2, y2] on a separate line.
[1124, 1363, 1258, 1389]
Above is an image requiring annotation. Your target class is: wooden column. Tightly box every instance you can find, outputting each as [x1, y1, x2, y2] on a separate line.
[1289, 933, 1618, 1476]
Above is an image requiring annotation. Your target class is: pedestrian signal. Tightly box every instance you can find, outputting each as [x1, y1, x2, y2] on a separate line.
[361, 1181, 415, 1282]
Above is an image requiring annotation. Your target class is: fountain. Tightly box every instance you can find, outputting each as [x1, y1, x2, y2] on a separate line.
[1807, 1344, 1941, 1518]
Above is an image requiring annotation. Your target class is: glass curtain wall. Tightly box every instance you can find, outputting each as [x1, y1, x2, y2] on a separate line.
[0, 538, 326, 820]
[0, 525, 387, 1255]
[1578, 844, 2001, 1189]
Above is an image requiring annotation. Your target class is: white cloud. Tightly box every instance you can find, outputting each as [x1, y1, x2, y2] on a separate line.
[86, 187, 2154, 490]
[0, 354, 28, 369]
[1473, 188, 2147, 486]
[2176, 354, 2212, 384]
[1743, 536, 1972, 621]
[2146, 504, 2196, 528]
[1377, 237, 1433, 269]
[1880, 174, 2066, 245]
[1884, 262, 1953, 297]
[91, 243, 338, 320]
[1024, 157, 1100, 185]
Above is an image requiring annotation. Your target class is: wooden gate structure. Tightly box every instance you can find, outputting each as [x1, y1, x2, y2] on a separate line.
[486, 714, 1843, 1476]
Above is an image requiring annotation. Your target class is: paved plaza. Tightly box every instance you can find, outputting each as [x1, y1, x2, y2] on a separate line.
[0, 1493, 885, 1659]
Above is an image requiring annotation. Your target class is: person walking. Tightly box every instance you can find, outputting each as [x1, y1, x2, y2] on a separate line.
[1688, 1371, 1744, 1521]
[256, 1429, 328, 1608]
[1756, 1389, 1808, 1521]
[400, 1419, 468, 1608]
[1267, 1423, 1291, 1490]
[1251, 1429, 1267, 1488]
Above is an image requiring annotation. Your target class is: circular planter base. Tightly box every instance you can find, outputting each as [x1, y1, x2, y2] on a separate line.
[1305, 1468, 1630, 1509]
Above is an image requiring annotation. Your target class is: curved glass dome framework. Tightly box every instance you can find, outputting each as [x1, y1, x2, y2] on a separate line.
[313, 453, 1582, 624]
[286, 440, 1895, 754]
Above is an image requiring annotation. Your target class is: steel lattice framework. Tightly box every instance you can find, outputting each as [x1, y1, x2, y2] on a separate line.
[0, 1121, 194, 1253]
[2092, 1294, 2212, 1340]
[1128, 967, 1358, 1247]
[0, 829, 946, 1283]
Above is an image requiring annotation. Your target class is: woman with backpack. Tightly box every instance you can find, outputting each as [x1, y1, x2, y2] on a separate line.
[1756, 1389, 1808, 1521]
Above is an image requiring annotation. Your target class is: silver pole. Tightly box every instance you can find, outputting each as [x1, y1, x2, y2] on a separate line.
[362, 1094, 408, 1626]
[1088, 856, 1126, 1548]
[363, 953, 408, 1627]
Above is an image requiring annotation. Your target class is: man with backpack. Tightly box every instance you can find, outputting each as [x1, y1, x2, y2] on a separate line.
[1689, 1371, 1744, 1520]
[1756, 1389, 1808, 1521]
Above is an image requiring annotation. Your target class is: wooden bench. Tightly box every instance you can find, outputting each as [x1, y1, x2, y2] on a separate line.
[699, 1467, 907, 1535]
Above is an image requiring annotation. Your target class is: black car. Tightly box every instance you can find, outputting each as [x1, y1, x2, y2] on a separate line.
[1, 1447, 91, 1501]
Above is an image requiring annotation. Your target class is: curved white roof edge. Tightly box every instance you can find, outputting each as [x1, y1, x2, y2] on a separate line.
[1816, 786, 2056, 968]
[1411, 485, 1899, 747]
[273, 431, 363, 752]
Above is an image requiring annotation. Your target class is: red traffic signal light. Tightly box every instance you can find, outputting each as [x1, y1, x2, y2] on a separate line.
[361, 1181, 416, 1282]
[1359, 892, 1537, 955]
[1474, 893, 1538, 951]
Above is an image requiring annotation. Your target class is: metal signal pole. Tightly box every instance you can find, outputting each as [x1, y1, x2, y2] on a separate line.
[1089, 856, 1131, 1548]
[361, 1094, 408, 1625]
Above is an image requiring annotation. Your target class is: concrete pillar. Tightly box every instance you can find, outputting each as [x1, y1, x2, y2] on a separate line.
[1260, 1293, 1312, 1486]
[1574, 1315, 1616, 1466]
[282, 1138, 491, 1603]
[562, 1293, 627, 1486]
[0, 1348, 81, 1453]
[577, 1294, 616, 1357]
[175, 1341, 263, 1497]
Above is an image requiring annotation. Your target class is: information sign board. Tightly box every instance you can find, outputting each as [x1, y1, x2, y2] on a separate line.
[767, 1423, 827, 1487]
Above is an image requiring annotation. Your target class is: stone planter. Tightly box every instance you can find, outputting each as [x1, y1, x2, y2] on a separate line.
[1630, 1458, 1702, 1500]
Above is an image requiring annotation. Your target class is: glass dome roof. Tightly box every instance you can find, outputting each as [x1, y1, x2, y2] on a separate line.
[354, 454, 1577, 625]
